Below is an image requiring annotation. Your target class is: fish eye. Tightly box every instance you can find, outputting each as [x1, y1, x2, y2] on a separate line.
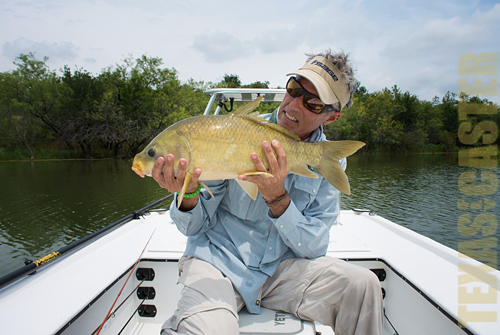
[147, 148, 156, 158]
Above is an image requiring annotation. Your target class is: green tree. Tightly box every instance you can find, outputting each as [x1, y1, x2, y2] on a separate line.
[243, 80, 270, 89]
[59, 66, 107, 157]
[95, 55, 208, 157]
[13, 53, 66, 139]
[219, 73, 242, 88]
[0, 71, 42, 159]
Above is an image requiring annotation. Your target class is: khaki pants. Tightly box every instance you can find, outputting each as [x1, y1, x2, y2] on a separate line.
[161, 256, 383, 335]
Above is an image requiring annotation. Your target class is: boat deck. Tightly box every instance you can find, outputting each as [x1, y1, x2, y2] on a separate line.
[0, 210, 498, 335]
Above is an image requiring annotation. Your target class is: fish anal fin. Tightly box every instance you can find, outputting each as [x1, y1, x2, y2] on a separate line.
[235, 179, 259, 200]
[241, 172, 274, 178]
[289, 164, 319, 179]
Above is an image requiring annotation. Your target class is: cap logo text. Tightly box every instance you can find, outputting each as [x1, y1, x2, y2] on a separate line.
[311, 60, 339, 82]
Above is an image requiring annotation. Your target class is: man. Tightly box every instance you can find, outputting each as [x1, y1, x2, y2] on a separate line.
[153, 51, 383, 335]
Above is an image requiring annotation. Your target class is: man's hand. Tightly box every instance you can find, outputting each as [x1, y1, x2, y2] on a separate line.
[152, 154, 202, 211]
[239, 140, 290, 217]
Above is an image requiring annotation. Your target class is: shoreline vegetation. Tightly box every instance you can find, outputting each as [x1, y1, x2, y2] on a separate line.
[1, 53, 499, 161]
[0, 149, 462, 162]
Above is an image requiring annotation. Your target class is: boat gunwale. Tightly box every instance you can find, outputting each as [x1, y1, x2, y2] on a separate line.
[0, 194, 174, 291]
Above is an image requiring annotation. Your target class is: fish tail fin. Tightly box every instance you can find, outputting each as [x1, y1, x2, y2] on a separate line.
[313, 141, 365, 195]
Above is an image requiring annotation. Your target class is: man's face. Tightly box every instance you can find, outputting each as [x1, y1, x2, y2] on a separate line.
[277, 77, 339, 140]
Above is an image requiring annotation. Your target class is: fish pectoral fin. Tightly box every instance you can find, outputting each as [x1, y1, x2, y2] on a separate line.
[289, 164, 319, 179]
[199, 181, 214, 200]
[235, 179, 259, 200]
[177, 171, 193, 208]
[241, 172, 274, 178]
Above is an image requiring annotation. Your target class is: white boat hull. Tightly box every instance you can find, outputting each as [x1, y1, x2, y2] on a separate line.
[0, 209, 498, 335]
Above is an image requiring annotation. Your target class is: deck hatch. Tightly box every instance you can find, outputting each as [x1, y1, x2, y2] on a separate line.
[138, 304, 157, 317]
[137, 287, 156, 300]
[370, 268, 387, 281]
[136, 268, 155, 281]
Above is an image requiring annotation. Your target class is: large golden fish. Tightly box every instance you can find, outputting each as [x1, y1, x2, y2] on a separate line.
[132, 97, 365, 207]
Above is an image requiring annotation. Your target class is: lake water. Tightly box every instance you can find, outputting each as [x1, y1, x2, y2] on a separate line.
[1, 154, 499, 278]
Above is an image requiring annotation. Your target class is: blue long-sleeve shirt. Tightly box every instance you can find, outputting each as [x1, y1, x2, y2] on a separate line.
[169, 111, 345, 314]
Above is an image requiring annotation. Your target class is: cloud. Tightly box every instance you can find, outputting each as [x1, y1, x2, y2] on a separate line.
[383, 4, 500, 61]
[192, 27, 306, 63]
[2, 37, 79, 63]
[362, 3, 500, 102]
[193, 31, 253, 63]
[253, 28, 303, 54]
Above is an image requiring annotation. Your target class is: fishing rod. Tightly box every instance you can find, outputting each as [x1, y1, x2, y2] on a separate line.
[89, 277, 147, 335]
[0, 194, 174, 290]
[94, 228, 156, 335]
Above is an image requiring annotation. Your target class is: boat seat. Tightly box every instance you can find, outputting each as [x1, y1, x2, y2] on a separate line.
[238, 307, 315, 334]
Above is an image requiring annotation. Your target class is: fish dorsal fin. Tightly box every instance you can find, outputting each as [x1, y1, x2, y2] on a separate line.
[232, 96, 264, 116]
[247, 111, 261, 117]
[242, 115, 301, 141]
[261, 122, 301, 141]
[232, 96, 301, 141]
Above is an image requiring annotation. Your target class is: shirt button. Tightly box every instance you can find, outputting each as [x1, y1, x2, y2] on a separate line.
[268, 247, 273, 251]
[297, 243, 302, 247]
[312, 189, 316, 193]
[279, 225, 284, 229]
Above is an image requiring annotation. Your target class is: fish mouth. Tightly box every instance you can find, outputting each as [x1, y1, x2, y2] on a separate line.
[285, 111, 298, 122]
[131, 165, 146, 178]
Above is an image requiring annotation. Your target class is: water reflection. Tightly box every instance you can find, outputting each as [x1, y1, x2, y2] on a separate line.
[342, 154, 500, 253]
[0, 160, 171, 276]
[1, 155, 499, 277]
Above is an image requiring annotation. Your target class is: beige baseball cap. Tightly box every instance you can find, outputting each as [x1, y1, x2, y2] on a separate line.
[287, 56, 350, 110]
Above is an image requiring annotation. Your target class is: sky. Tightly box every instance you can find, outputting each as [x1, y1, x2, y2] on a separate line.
[1, 0, 499, 104]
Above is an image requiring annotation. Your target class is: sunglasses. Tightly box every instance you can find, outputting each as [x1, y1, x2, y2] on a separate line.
[286, 77, 337, 114]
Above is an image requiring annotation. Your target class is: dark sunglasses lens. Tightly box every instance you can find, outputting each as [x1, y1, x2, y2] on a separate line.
[286, 78, 302, 97]
[286, 77, 328, 114]
[304, 94, 325, 113]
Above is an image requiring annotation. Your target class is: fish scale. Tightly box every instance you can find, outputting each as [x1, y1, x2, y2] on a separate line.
[131, 98, 365, 207]
[171, 115, 321, 180]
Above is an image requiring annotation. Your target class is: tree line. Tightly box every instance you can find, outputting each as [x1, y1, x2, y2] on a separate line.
[1, 53, 498, 160]
[324, 86, 499, 154]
